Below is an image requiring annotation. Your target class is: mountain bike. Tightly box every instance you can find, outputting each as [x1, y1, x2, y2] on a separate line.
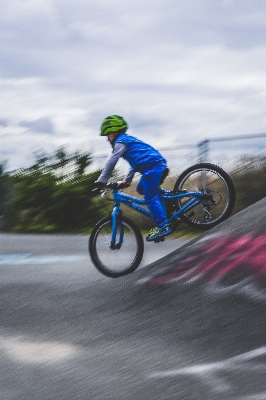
[89, 163, 236, 278]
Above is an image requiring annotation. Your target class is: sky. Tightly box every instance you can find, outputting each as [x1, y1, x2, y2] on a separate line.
[0, 0, 266, 171]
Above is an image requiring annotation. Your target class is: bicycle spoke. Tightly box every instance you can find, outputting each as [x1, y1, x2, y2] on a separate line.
[181, 170, 229, 222]
[174, 163, 235, 229]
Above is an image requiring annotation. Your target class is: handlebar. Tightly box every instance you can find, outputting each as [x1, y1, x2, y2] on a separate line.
[92, 181, 126, 193]
[106, 182, 122, 189]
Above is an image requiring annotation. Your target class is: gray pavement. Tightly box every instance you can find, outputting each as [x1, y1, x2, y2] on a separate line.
[1, 199, 266, 400]
[0, 233, 189, 286]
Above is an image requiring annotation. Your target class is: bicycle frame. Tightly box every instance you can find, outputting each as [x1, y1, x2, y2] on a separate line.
[105, 189, 204, 247]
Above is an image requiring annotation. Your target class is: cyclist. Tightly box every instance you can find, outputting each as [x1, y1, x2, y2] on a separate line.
[94, 115, 172, 241]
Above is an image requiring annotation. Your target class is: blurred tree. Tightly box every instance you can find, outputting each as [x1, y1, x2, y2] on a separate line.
[6, 147, 104, 232]
[75, 153, 92, 176]
[0, 161, 13, 229]
[0, 161, 7, 216]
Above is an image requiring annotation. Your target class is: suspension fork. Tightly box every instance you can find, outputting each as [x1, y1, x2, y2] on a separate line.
[110, 206, 124, 249]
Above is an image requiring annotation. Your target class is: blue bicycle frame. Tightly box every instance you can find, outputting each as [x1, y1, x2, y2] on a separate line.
[106, 189, 204, 247]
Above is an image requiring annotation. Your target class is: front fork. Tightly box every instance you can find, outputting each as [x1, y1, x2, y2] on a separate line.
[110, 206, 124, 250]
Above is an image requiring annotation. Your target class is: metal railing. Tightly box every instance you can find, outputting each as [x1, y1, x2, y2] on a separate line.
[157, 132, 266, 175]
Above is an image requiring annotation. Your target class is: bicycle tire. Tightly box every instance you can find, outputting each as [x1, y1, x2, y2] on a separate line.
[174, 163, 236, 230]
[89, 216, 144, 278]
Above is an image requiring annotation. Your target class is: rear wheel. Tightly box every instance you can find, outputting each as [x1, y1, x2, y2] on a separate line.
[174, 163, 235, 230]
[89, 216, 144, 278]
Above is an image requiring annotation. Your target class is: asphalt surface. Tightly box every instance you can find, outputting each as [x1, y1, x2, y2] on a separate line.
[1, 198, 266, 400]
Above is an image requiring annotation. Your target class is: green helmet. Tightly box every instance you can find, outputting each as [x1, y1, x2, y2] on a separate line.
[100, 115, 128, 136]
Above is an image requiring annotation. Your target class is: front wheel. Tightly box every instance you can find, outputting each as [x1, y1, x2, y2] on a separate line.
[89, 216, 144, 278]
[174, 163, 236, 230]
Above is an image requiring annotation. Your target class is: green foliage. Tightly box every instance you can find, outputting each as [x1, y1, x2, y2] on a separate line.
[0, 161, 9, 216]
[47, 174, 103, 230]
[5, 147, 105, 232]
[2, 150, 266, 233]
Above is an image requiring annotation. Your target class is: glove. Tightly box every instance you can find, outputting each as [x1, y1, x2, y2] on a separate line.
[93, 181, 106, 188]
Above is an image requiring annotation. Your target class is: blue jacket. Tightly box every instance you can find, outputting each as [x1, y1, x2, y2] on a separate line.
[114, 133, 166, 173]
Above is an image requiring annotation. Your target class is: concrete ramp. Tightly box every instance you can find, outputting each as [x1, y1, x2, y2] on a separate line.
[135, 197, 266, 293]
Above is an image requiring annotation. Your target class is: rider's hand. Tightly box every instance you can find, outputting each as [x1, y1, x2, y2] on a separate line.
[118, 180, 130, 189]
[94, 180, 105, 188]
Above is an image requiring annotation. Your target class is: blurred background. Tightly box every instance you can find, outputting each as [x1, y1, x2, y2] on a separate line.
[1, 131, 265, 233]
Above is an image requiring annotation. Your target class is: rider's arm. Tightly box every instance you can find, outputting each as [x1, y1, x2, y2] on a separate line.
[97, 143, 127, 184]
[124, 167, 135, 184]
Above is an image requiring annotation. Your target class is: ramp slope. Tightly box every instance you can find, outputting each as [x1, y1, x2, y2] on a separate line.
[136, 196, 266, 289]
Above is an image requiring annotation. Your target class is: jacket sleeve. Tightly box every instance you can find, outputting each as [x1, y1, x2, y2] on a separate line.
[98, 143, 127, 183]
[124, 168, 135, 184]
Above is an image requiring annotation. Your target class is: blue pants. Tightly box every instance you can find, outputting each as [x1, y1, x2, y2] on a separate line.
[136, 163, 167, 227]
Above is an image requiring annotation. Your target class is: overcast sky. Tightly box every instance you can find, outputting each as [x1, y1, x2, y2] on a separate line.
[1, 0, 266, 170]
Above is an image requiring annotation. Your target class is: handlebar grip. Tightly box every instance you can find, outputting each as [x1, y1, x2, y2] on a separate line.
[106, 182, 120, 189]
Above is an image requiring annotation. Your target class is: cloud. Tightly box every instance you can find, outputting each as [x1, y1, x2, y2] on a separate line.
[0, 119, 8, 127]
[0, 0, 266, 170]
[19, 117, 54, 134]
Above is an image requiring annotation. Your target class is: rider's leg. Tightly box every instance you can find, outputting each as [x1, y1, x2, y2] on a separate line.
[136, 164, 168, 228]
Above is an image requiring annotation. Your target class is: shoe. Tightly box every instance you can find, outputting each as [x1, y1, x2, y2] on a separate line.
[146, 224, 172, 242]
